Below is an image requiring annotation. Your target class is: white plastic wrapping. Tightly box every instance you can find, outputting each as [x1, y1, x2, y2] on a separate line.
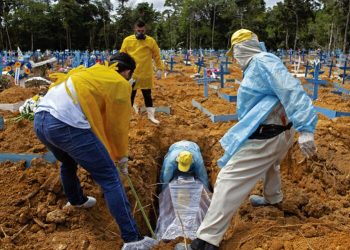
[155, 176, 211, 240]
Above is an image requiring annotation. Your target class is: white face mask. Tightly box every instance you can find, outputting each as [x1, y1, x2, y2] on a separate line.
[233, 53, 246, 68]
[233, 38, 262, 69]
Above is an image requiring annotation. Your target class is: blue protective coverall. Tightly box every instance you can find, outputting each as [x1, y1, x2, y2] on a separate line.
[218, 52, 318, 167]
[160, 140, 209, 190]
[196, 52, 318, 246]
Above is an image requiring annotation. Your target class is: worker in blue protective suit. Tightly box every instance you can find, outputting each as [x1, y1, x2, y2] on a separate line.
[191, 29, 318, 250]
[160, 140, 209, 190]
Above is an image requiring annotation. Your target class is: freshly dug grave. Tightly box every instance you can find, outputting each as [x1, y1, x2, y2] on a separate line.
[301, 79, 350, 112]
[218, 85, 239, 96]
[314, 89, 350, 112]
[194, 93, 237, 115]
[0, 61, 350, 250]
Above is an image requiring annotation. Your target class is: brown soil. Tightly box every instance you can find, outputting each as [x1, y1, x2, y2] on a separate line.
[209, 81, 240, 89]
[301, 80, 350, 112]
[195, 93, 237, 115]
[337, 82, 350, 91]
[314, 89, 350, 112]
[1, 60, 350, 250]
[218, 85, 239, 96]
[0, 112, 44, 153]
[0, 86, 40, 104]
[227, 65, 243, 81]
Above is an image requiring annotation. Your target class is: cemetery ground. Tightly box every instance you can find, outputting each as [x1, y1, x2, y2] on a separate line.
[1, 61, 350, 250]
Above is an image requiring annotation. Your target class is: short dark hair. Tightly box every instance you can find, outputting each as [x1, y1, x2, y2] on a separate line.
[109, 52, 136, 74]
[135, 19, 146, 28]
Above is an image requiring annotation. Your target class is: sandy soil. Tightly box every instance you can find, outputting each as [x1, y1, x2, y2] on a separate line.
[0, 86, 41, 104]
[314, 88, 350, 112]
[0, 60, 350, 250]
[218, 84, 239, 96]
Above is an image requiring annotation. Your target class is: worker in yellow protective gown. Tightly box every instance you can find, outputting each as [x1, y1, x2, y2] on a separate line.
[120, 19, 164, 124]
[34, 53, 158, 249]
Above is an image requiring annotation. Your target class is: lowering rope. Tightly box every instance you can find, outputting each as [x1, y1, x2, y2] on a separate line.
[116, 164, 156, 239]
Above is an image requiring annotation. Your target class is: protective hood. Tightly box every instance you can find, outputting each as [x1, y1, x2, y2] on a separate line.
[234, 37, 262, 69]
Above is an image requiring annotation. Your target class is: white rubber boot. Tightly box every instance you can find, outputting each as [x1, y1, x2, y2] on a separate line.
[146, 107, 160, 124]
[64, 196, 96, 209]
[133, 104, 139, 114]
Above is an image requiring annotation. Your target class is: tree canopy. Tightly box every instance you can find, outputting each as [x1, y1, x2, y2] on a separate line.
[0, 0, 349, 51]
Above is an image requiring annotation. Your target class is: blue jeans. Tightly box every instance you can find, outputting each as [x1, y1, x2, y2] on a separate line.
[34, 111, 141, 242]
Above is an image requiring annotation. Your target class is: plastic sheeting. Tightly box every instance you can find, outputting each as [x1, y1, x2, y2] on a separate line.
[218, 52, 318, 167]
[155, 176, 211, 240]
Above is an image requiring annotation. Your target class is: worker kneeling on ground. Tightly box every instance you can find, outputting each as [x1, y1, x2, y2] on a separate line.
[34, 52, 157, 249]
[156, 141, 212, 241]
[160, 140, 209, 190]
[191, 29, 318, 250]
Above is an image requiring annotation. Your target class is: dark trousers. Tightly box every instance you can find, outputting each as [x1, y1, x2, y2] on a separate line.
[131, 89, 153, 107]
[34, 111, 141, 242]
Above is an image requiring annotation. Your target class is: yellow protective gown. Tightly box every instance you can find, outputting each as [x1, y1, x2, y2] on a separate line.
[120, 35, 164, 89]
[49, 63, 131, 162]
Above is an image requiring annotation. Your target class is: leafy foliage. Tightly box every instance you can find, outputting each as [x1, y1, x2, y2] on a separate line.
[0, 0, 348, 51]
[0, 77, 11, 91]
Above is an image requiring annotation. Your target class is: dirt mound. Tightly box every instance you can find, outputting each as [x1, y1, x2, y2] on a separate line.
[0, 86, 40, 104]
[0, 61, 350, 249]
[314, 89, 350, 111]
[0, 160, 122, 250]
[0, 115, 44, 153]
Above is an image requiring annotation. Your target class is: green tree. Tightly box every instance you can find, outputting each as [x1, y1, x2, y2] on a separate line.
[133, 2, 160, 35]
[11, 0, 50, 50]
[0, 0, 22, 50]
[116, 0, 129, 8]
[112, 6, 133, 49]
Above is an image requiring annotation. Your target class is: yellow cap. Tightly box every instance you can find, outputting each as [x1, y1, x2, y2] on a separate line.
[177, 151, 193, 172]
[226, 29, 255, 57]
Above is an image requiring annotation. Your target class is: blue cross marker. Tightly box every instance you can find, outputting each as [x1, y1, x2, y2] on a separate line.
[301, 50, 305, 62]
[62, 51, 66, 67]
[327, 59, 333, 78]
[220, 57, 231, 74]
[204, 68, 209, 98]
[3, 52, 7, 66]
[312, 62, 320, 100]
[339, 58, 349, 85]
[195, 57, 205, 74]
[90, 55, 96, 67]
[167, 56, 176, 71]
[184, 53, 191, 65]
[83, 51, 89, 67]
[72, 51, 81, 68]
[304, 61, 312, 78]
[101, 53, 106, 63]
